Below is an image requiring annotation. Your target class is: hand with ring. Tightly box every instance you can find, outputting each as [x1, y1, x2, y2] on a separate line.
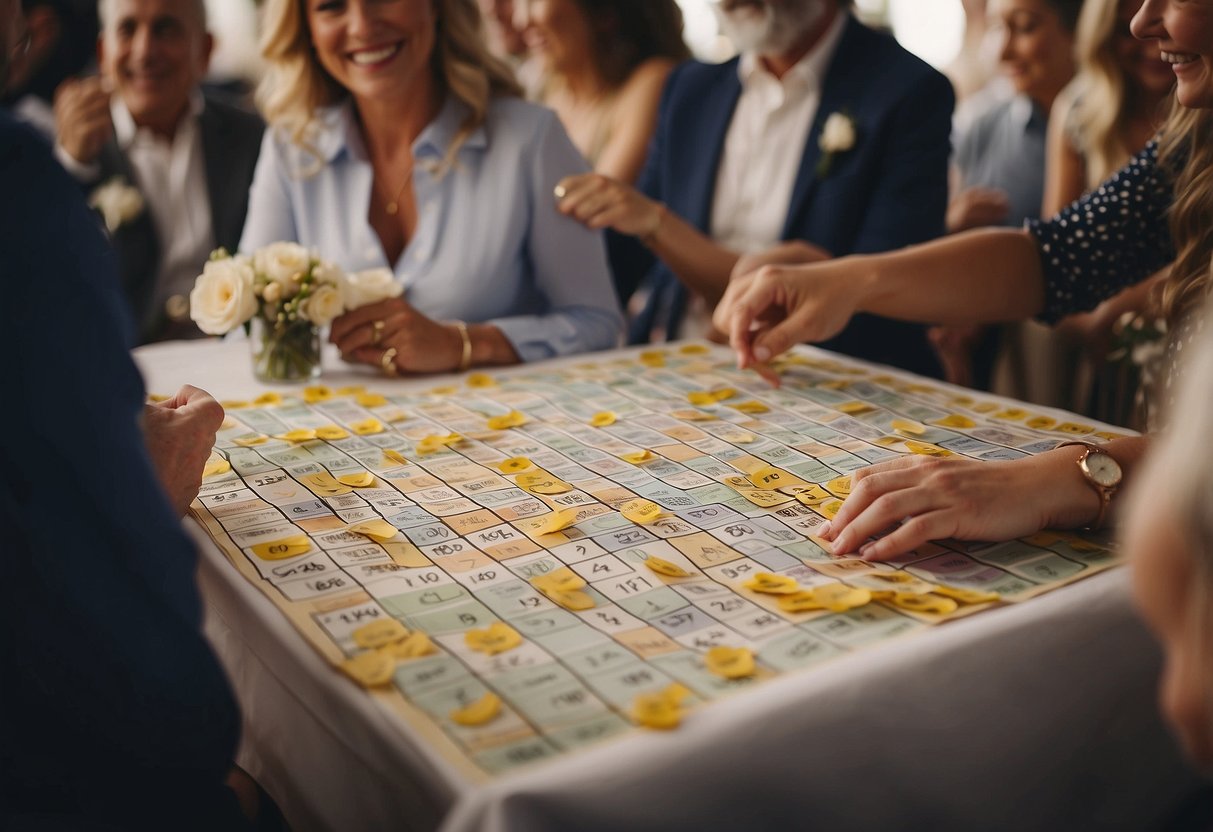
[330, 297, 482, 373]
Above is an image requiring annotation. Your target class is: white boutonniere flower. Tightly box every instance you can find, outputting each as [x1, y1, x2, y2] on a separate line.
[88, 176, 144, 233]
[817, 112, 857, 178]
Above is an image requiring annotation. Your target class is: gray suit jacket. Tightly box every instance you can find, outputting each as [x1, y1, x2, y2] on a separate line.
[94, 94, 263, 343]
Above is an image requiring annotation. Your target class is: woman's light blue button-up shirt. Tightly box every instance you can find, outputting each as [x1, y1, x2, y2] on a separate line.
[240, 95, 623, 361]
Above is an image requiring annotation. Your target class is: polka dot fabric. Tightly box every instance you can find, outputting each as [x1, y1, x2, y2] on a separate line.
[1027, 142, 1175, 325]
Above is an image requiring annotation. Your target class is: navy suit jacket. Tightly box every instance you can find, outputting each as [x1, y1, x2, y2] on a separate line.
[619, 15, 954, 377]
[93, 94, 263, 344]
[0, 114, 247, 829]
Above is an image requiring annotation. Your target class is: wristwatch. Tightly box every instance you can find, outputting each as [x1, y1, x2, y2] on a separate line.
[1055, 440, 1123, 530]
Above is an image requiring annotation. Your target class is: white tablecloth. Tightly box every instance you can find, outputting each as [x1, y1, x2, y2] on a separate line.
[135, 339, 1202, 832]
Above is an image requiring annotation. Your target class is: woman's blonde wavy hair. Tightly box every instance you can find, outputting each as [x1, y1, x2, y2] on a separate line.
[1067, 0, 1148, 186]
[256, 0, 521, 172]
[1158, 102, 1213, 325]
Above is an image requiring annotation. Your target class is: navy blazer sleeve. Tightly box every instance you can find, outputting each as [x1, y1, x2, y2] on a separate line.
[0, 116, 245, 828]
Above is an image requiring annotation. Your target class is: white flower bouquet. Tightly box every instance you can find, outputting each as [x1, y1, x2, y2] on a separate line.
[190, 242, 401, 382]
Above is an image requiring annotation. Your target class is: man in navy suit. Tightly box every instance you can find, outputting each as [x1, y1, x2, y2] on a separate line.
[556, 0, 953, 377]
[53, 0, 262, 344]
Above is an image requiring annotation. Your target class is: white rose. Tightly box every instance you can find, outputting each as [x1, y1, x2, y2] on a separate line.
[341, 267, 402, 310]
[301, 283, 344, 326]
[190, 256, 258, 334]
[254, 242, 311, 296]
[88, 177, 144, 233]
[312, 259, 344, 287]
[262, 281, 282, 304]
[819, 112, 856, 154]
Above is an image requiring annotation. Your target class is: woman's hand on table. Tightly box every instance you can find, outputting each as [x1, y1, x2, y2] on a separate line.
[330, 298, 520, 375]
[554, 173, 664, 237]
[712, 259, 868, 386]
[142, 384, 225, 517]
[818, 448, 1105, 561]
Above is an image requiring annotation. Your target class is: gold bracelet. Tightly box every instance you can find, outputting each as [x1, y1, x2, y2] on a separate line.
[451, 320, 472, 372]
[640, 203, 667, 247]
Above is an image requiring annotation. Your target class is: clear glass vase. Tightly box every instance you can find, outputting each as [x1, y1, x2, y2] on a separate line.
[250, 315, 322, 383]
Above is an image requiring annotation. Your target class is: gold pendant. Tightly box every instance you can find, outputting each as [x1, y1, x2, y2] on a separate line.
[386, 202, 398, 216]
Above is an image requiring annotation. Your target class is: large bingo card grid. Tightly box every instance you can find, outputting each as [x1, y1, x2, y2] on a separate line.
[190, 343, 1126, 780]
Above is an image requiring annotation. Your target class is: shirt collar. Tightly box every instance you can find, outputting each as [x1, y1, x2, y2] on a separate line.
[737, 10, 848, 94]
[112, 89, 205, 150]
[1010, 94, 1047, 134]
[314, 94, 488, 167]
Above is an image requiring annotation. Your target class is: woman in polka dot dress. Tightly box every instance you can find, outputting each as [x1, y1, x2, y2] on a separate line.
[711, 0, 1210, 562]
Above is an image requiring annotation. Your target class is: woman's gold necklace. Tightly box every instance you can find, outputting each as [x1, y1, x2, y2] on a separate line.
[383, 162, 413, 216]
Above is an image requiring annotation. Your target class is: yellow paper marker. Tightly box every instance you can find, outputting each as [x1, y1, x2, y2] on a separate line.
[382, 448, 410, 466]
[731, 400, 770, 414]
[536, 508, 580, 535]
[347, 519, 399, 542]
[233, 434, 269, 447]
[316, 425, 350, 441]
[643, 556, 691, 578]
[486, 410, 528, 430]
[837, 401, 876, 415]
[220, 400, 250, 410]
[385, 631, 435, 659]
[254, 392, 283, 406]
[904, 440, 953, 457]
[742, 572, 801, 595]
[340, 651, 395, 688]
[495, 457, 532, 474]
[300, 472, 353, 497]
[337, 472, 376, 488]
[589, 411, 617, 427]
[810, 583, 872, 612]
[450, 692, 502, 726]
[277, 428, 318, 443]
[704, 646, 755, 680]
[888, 592, 959, 616]
[335, 385, 365, 396]
[532, 567, 587, 594]
[679, 344, 709, 355]
[352, 619, 410, 650]
[993, 408, 1028, 421]
[516, 471, 573, 494]
[638, 350, 666, 368]
[631, 683, 691, 729]
[464, 622, 522, 655]
[415, 437, 446, 455]
[251, 535, 311, 561]
[793, 485, 832, 505]
[352, 418, 385, 436]
[669, 409, 715, 422]
[303, 385, 332, 404]
[824, 476, 853, 498]
[747, 466, 810, 491]
[465, 373, 496, 388]
[933, 414, 976, 429]
[890, 419, 926, 436]
[1056, 422, 1095, 435]
[202, 458, 231, 478]
[546, 589, 596, 610]
[687, 391, 717, 406]
[933, 585, 1001, 605]
[620, 449, 654, 464]
[620, 499, 664, 525]
[356, 392, 388, 407]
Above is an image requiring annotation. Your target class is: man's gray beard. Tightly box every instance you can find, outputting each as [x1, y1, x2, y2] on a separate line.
[717, 0, 828, 56]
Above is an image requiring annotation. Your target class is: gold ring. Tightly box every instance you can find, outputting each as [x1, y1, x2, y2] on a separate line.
[553, 184, 566, 199]
[370, 319, 385, 346]
[380, 347, 398, 376]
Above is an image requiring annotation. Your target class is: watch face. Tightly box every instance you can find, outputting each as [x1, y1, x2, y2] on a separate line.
[1084, 451, 1122, 487]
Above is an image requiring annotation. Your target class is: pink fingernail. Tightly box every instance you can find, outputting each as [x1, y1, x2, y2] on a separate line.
[754, 346, 771, 362]
[818, 521, 832, 538]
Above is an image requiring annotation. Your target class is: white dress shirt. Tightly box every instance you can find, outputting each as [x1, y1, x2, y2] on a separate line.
[56, 94, 214, 319]
[709, 11, 847, 253]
